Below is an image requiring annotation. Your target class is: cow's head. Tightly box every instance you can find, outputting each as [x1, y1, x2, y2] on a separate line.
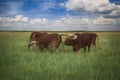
[28, 41, 38, 48]
[64, 34, 77, 46]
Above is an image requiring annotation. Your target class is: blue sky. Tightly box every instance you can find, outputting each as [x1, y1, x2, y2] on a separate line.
[0, 0, 120, 31]
[0, 0, 68, 18]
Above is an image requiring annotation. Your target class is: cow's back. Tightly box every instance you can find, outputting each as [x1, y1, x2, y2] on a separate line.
[38, 34, 61, 47]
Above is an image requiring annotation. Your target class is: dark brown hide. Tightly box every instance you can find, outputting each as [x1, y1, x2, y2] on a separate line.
[38, 33, 62, 53]
[81, 33, 99, 46]
[64, 33, 92, 52]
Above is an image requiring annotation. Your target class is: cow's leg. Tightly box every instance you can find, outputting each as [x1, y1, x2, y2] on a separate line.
[88, 45, 91, 52]
[93, 40, 96, 45]
[73, 45, 80, 53]
[28, 42, 32, 48]
[73, 47, 79, 53]
[36, 43, 38, 48]
[92, 38, 96, 47]
[46, 47, 50, 52]
[39, 45, 43, 52]
[83, 47, 86, 52]
[55, 47, 59, 54]
[53, 43, 60, 54]
[76, 50, 79, 53]
[28, 43, 30, 48]
[54, 44, 59, 54]
[46, 46, 52, 53]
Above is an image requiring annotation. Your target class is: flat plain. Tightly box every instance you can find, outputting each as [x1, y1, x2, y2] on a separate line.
[0, 31, 120, 80]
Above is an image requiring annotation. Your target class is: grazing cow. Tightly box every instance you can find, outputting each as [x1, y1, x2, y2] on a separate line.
[28, 32, 47, 49]
[36, 33, 64, 53]
[64, 33, 93, 52]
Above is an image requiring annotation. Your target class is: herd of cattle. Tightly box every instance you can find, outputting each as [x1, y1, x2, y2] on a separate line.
[28, 32, 99, 53]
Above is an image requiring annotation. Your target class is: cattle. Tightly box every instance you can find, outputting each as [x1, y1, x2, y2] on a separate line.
[64, 33, 97, 53]
[37, 33, 64, 53]
[28, 32, 47, 49]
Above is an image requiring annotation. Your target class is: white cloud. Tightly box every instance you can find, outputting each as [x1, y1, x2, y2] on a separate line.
[93, 16, 120, 24]
[9, 15, 29, 22]
[65, 0, 108, 11]
[29, 18, 48, 25]
[104, 8, 120, 18]
[52, 17, 90, 28]
[0, 17, 13, 27]
[0, 15, 120, 31]
[22, 17, 29, 22]
[0, 15, 29, 29]
[0, 17, 10, 23]
[65, 0, 120, 18]
[60, 3, 64, 7]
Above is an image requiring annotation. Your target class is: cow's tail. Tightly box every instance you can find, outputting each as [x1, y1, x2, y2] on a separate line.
[96, 34, 99, 44]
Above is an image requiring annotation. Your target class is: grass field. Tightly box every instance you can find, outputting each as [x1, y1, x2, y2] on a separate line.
[0, 31, 120, 80]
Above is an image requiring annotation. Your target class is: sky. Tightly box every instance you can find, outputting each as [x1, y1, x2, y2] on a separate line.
[0, 0, 120, 31]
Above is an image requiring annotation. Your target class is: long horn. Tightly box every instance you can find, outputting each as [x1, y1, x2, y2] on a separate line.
[71, 35, 77, 39]
[28, 41, 38, 47]
[58, 33, 77, 39]
[30, 41, 38, 45]
[67, 33, 74, 36]
[58, 33, 69, 36]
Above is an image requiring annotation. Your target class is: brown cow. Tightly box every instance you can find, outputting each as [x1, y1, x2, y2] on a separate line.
[28, 32, 47, 49]
[37, 33, 64, 53]
[64, 33, 93, 52]
[38, 33, 63, 53]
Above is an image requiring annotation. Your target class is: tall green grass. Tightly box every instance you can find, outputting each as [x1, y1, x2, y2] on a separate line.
[0, 32, 120, 80]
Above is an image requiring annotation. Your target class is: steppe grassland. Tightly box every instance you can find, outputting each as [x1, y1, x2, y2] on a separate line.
[0, 31, 120, 80]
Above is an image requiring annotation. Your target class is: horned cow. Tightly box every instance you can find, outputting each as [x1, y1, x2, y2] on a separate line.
[37, 33, 63, 53]
[64, 33, 98, 53]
